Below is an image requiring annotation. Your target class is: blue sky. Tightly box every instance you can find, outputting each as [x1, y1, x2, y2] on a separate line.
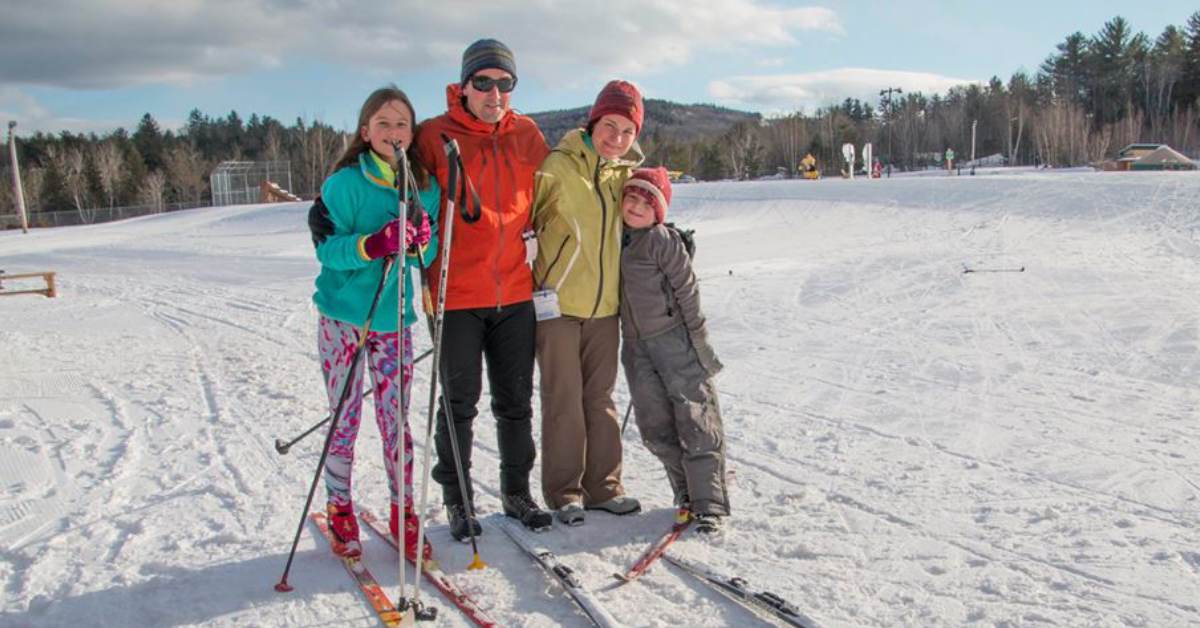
[1, 1, 1194, 136]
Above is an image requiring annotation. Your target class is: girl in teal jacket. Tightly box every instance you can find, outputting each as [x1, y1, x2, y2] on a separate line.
[307, 85, 439, 562]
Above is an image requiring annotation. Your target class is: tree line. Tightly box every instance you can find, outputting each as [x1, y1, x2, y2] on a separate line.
[3, 11, 1198, 218]
[643, 12, 1200, 179]
[1, 110, 344, 219]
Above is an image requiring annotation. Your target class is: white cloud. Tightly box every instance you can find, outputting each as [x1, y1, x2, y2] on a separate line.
[0, 1, 286, 89]
[710, 68, 981, 113]
[0, 87, 127, 135]
[755, 58, 788, 68]
[0, 1, 843, 89]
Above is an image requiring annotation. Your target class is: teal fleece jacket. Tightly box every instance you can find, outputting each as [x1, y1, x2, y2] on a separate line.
[312, 151, 440, 332]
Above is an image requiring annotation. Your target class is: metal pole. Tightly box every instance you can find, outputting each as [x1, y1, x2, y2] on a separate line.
[8, 121, 29, 233]
[971, 120, 977, 163]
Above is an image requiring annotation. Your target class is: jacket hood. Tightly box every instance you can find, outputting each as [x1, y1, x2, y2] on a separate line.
[553, 128, 645, 172]
[443, 82, 518, 137]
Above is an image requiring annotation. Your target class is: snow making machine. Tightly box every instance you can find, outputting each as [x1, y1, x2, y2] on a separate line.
[799, 153, 820, 180]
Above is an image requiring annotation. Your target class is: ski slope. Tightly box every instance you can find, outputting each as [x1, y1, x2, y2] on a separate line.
[1, 169, 1198, 627]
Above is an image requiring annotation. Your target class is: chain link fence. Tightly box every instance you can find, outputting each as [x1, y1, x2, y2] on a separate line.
[1, 200, 213, 230]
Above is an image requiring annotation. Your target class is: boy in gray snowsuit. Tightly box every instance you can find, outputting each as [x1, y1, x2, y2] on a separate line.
[618, 167, 730, 533]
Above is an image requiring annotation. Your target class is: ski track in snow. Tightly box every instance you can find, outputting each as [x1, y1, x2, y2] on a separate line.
[1, 172, 1199, 627]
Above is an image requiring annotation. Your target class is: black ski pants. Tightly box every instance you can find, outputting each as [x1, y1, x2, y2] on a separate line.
[432, 300, 537, 506]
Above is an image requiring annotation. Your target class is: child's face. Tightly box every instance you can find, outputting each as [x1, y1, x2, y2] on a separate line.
[360, 99, 413, 163]
[621, 192, 656, 229]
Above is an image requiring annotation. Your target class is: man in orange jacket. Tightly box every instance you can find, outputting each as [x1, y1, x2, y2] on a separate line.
[414, 38, 552, 539]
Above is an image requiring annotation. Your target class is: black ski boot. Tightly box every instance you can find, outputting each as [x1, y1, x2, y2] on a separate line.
[694, 513, 724, 535]
[502, 492, 553, 532]
[446, 503, 482, 542]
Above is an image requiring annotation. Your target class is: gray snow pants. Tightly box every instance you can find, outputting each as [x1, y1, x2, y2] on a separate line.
[621, 325, 729, 516]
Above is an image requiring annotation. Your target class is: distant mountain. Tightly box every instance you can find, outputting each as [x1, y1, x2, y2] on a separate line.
[525, 98, 761, 147]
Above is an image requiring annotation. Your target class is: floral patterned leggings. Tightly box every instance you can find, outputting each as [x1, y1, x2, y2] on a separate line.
[318, 316, 415, 511]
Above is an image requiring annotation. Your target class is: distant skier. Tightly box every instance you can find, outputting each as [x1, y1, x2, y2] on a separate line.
[307, 85, 438, 561]
[617, 167, 730, 534]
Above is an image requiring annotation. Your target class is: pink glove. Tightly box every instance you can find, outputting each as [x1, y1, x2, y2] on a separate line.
[362, 219, 400, 259]
[406, 211, 431, 251]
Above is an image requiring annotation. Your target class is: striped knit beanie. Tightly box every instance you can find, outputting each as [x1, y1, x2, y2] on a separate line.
[623, 167, 672, 224]
[460, 39, 517, 83]
[588, 80, 644, 134]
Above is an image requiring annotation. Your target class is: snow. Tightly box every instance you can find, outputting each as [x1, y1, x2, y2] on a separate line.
[2, 169, 1199, 627]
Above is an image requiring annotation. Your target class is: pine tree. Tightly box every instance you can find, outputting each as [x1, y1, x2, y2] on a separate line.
[1179, 11, 1200, 110]
[119, 144, 148, 206]
[39, 161, 71, 212]
[1039, 32, 1090, 107]
[83, 152, 104, 209]
[185, 109, 214, 158]
[695, 142, 725, 181]
[133, 114, 165, 171]
[1090, 16, 1148, 126]
[1145, 25, 1187, 121]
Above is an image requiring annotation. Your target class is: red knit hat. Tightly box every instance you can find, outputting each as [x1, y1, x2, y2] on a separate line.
[623, 167, 672, 224]
[588, 80, 644, 134]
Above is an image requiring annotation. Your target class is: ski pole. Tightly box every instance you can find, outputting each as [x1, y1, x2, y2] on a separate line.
[962, 265, 1025, 274]
[393, 144, 414, 616]
[620, 400, 633, 435]
[398, 147, 454, 608]
[428, 135, 486, 570]
[273, 349, 431, 455]
[275, 256, 395, 593]
[403, 170, 458, 591]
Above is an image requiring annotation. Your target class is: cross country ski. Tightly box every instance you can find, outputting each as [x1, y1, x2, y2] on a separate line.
[359, 509, 500, 627]
[310, 511, 411, 627]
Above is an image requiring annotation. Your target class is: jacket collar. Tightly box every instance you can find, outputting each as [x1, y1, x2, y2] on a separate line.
[358, 151, 396, 190]
[554, 128, 645, 172]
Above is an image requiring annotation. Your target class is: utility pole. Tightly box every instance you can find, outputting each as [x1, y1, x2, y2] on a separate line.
[879, 87, 903, 169]
[971, 119, 977, 164]
[7, 121, 29, 233]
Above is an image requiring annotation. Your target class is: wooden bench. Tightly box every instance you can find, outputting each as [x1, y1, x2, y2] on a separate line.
[0, 271, 57, 298]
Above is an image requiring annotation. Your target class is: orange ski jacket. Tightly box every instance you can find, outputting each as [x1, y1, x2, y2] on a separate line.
[414, 83, 550, 311]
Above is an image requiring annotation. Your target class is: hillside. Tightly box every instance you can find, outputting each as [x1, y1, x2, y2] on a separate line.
[527, 98, 761, 146]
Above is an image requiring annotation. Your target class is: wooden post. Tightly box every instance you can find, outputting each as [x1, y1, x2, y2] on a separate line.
[0, 272, 57, 298]
[7, 121, 29, 233]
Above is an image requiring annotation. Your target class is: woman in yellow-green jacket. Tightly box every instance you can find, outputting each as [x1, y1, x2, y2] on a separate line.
[531, 80, 645, 525]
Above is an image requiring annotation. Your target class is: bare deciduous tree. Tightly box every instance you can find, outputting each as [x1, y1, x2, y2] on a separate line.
[46, 145, 98, 221]
[724, 121, 765, 180]
[21, 167, 44, 214]
[164, 143, 207, 203]
[140, 170, 167, 212]
[765, 112, 809, 177]
[295, 117, 344, 196]
[0, 165, 12, 219]
[93, 141, 124, 208]
[264, 127, 283, 162]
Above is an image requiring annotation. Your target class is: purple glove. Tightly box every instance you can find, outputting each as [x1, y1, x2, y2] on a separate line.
[407, 211, 431, 251]
[362, 219, 400, 259]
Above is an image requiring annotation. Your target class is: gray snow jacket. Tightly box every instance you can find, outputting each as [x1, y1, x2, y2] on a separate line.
[619, 225, 722, 375]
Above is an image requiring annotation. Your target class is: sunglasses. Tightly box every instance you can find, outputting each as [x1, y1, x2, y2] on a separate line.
[469, 75, 517, 93]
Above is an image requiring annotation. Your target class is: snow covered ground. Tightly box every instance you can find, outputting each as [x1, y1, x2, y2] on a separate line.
[2, 169, 1198, 627]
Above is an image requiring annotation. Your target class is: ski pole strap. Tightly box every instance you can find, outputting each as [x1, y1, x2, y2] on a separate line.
[395, 147, 428, 224]
[440, 133, 482, 224]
